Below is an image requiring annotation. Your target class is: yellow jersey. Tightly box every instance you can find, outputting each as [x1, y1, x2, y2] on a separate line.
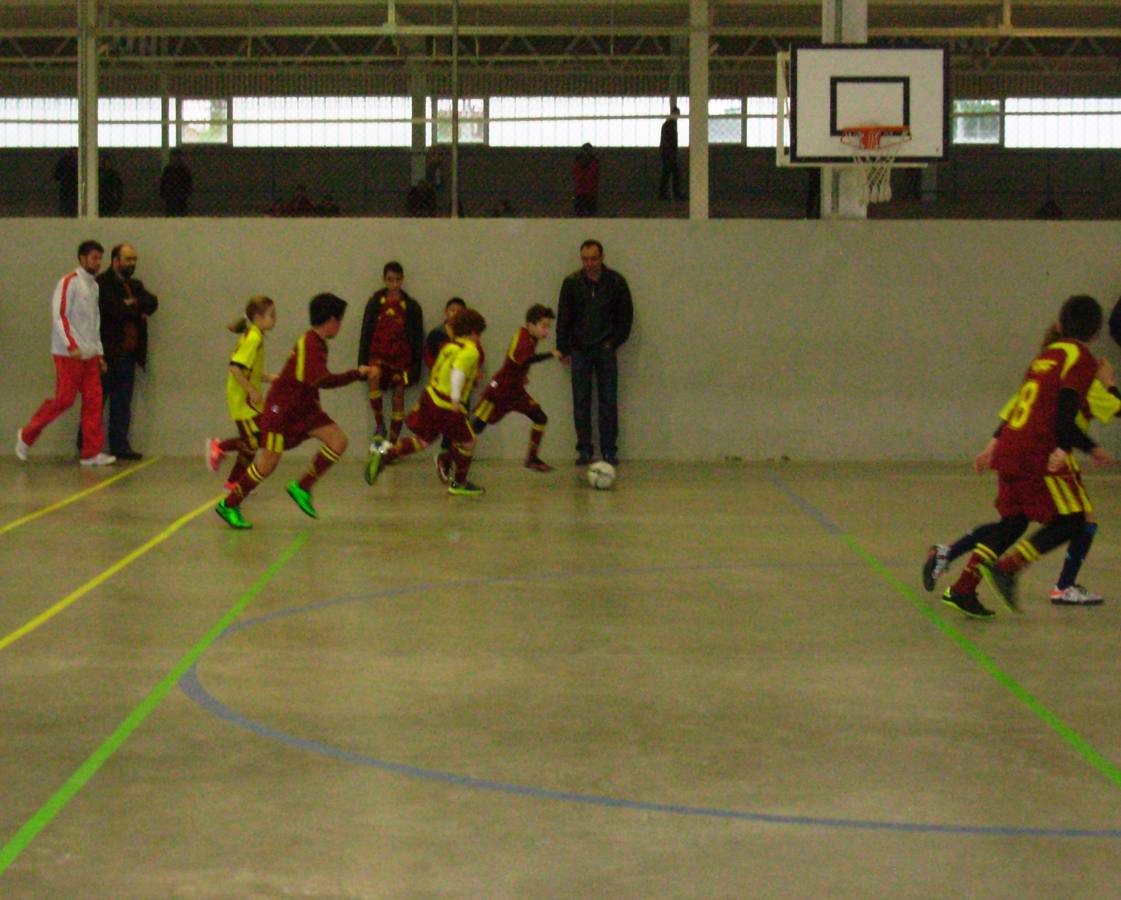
[225, 324, 265, 420]
[426, 337, 481, 410]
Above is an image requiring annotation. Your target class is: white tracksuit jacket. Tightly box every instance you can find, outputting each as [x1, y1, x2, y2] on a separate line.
[50, 267, 103, 360]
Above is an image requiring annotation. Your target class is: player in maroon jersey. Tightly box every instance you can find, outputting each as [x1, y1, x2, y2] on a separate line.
[939, 295, 1113, 617]
[923, 321, 1120, 606]
[216, 293, 369, 529]
[357, 261, 424, 444]
[469, 304, 561, 472]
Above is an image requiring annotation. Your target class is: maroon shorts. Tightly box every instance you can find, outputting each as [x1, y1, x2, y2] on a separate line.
[473, 387, 537, 426]
[259, 406, 335, 452]
[406, 394, 474, 446]
[995, 469, 1091, 522]
[368, 356, 410, 389]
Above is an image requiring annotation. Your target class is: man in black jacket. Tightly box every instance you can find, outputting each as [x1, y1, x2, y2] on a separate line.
[96, 243, 158, 459]
[556, 239, 633, 466]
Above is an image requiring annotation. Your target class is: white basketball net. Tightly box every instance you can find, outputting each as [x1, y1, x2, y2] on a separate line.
[840, 127, 911, 204]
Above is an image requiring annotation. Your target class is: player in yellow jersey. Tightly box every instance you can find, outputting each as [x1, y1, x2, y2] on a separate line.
[365, 308, 487, 496]
[208, 296, 276, 488]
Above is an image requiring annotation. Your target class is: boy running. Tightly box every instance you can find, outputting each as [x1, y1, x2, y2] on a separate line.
[216, 293, 369, 529]
[366, 308, 487, 496]
[935, 295, 1112, 617]
[470, 303, 561, 472]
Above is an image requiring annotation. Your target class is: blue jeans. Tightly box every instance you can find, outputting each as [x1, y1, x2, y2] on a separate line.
[570, 344, 618, 460]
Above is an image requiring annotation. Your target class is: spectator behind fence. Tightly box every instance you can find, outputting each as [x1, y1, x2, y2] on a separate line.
[406, 179, 437, 216]
[53, 148, 78, 216]
[659, 105, 685, 201]
[286, 184, 316, 216]
[159, 149, 194, 216]
[573, 142, 600, 217]
[99, 156, 124, 216]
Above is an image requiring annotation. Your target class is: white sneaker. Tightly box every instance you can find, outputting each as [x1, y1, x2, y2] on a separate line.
[79, 452, 117, 467]
[15, 428, 29, 462]
[1049, 584, 1104, 606]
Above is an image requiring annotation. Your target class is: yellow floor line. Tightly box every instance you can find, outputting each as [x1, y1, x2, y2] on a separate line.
[0, 493, 223, 653]
[0, 456, 161, 537]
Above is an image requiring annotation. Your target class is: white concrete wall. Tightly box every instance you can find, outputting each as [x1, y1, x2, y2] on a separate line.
[2, 217, 1120, 462]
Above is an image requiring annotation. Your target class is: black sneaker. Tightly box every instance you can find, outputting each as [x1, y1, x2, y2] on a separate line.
[921, 543, 949, 592]
[979, 563, 1020, 613]
[941, 588, 995, 619]
[576, 454, 593, 466]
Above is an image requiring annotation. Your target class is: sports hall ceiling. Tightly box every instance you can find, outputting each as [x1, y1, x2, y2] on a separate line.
[1, 1, 1119, 89]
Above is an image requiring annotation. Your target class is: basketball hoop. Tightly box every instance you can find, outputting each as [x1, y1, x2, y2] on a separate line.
[840, 125, 911, 204]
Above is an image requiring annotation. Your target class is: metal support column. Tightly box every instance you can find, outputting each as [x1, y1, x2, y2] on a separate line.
[77, 0, 99, 218]
[821, 0, 868, 219]
[688, 0, 709, 220]
[450, 0, 460, 218]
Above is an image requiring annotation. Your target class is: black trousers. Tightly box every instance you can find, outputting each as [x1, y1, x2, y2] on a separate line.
[102, 354, 138, 454]
[570, 344, 618, 459]
[659, 158, 684, 199]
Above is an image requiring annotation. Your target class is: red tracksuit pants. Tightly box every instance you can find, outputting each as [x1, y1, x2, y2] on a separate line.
[22, 355, 105, 459]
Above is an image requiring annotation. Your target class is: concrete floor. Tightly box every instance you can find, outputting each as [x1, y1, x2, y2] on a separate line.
[1, 456, 1120, 898]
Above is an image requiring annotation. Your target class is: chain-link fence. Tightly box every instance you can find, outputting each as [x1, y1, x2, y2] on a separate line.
[3, 4, 1121, 220]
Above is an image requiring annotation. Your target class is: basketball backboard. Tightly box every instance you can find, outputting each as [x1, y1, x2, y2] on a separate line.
[777, 45, 948, 166]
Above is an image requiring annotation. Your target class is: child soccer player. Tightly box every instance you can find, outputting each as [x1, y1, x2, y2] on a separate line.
[933, 295, 1112, 617]
[208, 296, 277, 489]
[215, 293, 370, 529]
[424, 297, 467, 369]
[470, 303, 561, 472]
[357, 261, 424, 444]
[923, 348, 1119, 606]
[365, 308, 487, 496]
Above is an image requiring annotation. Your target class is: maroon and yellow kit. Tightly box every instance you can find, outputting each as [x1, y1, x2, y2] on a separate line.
[404, 336, 481, 446]
[991, 338, 1097, 521]
[474, 326, 549, 424]
[367, 295, 412, 385]
[260, 329, 364, 451]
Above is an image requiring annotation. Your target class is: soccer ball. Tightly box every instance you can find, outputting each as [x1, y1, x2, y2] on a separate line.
[586, 461, 616, 490]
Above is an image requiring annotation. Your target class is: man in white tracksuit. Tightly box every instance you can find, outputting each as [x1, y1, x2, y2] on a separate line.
[16, 240, 116, 466]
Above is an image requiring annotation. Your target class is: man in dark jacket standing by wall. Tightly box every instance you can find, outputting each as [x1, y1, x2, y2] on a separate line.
[659, 104, 685, 201]
[96, 243, 158, 459]
[556, 239, 633, 466]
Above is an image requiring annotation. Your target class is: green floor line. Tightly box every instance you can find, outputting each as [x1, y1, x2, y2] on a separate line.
[839, 533, 1121, 789]
[0, 532, 308, 877]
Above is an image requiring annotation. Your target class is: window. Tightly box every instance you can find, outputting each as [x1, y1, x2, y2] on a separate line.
[1004, 97, 1121, 149]
[709, 98, 743, 144]
[99, 97, 162, 147]
[746, 97, 782, 148]
[431, 97, 485, 144]
[952, 99, 1001, 145]
[180, 98, 228, 144]
[488, 96, 678, 147]
[0, 98, 76, 147]
[231, 96, 411, 147]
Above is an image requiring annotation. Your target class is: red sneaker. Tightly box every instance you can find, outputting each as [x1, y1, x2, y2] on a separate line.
[525, 457, 554, 472]
[207, 438, 225, 473]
